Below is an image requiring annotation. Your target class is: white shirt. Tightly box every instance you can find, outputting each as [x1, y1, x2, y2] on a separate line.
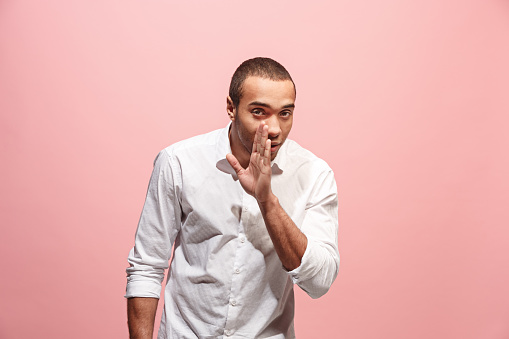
[126, 123, 340, 339]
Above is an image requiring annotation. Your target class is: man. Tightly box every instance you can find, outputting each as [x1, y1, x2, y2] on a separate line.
[126, 57, 340, 339]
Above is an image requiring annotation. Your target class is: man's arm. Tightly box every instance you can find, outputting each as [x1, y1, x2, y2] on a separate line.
[257, 193, 307, 271]
[125, 150, 182, 334]
[258, 181, 339, 298]
[227, 122, 339, 298]
[226, 122, 306, 270]
[127, 297, 159, 339]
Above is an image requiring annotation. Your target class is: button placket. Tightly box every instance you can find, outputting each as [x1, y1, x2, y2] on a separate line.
[223, 192, 246, 336]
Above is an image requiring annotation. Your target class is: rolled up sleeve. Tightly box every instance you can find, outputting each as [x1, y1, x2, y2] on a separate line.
[125, 149, 182, 299]
[288, 169, 340, 299]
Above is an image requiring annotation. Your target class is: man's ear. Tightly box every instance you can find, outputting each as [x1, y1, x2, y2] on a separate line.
[226, 96, 236, 121]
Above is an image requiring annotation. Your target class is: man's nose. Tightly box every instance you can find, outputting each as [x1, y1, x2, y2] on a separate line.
[265, 115, 281, 138]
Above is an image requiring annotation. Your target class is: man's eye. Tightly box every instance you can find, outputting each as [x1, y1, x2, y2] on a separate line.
[252, 110, 264, 115]
[280, 111, 292, 117]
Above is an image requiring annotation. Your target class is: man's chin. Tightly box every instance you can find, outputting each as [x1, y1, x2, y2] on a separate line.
[270, 151, 279, 162]
[270, 142, 284, 160]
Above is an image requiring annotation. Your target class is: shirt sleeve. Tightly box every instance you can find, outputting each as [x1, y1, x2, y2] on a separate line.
[287, 168, 340, 299]
[125, 149, 182, 299]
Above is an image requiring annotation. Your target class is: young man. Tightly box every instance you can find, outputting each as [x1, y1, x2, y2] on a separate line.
[126, 57, 340, 339]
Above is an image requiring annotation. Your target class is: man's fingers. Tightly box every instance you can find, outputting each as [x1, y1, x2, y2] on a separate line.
[259, 123, 268, 156]
[263, 139, 271, 165]
[252, 122, 269, 157]
[226, 153, 244, 174]
[252, 123, 260, 154]
[256, 123, 263, 154]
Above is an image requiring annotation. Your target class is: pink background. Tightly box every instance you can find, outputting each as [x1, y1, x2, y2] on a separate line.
[1, 1, 508, 338]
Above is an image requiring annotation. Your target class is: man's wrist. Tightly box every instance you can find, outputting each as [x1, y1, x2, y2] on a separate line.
[257, 192, 278, 211]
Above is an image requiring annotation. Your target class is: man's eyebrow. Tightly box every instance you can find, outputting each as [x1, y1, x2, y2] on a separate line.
[248, 101, 295, 109]
[248, 101, 272, 108]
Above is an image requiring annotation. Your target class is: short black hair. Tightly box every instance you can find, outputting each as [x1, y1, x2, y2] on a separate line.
[229, 57, 295, 108]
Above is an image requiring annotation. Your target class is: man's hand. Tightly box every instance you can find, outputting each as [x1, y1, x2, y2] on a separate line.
[227, 121, 307, 270]
[226, 122, 274, 204]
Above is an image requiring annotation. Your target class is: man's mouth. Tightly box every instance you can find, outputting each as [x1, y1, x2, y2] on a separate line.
[270, 143, 280, 153]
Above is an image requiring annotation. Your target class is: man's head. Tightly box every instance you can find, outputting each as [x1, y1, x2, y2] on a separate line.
[227, 57, 296, 168]
[228, 57, 296, 109]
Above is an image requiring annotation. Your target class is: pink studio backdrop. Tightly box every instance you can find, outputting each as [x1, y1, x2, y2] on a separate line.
[1, 1, 508, 338]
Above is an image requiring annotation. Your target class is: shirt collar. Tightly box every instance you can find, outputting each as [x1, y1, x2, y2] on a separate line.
[216, 122, 285, 177]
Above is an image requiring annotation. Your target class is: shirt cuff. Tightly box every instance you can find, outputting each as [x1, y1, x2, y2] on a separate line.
[286, 236, 313, 284]
[125, 279, 162, 299]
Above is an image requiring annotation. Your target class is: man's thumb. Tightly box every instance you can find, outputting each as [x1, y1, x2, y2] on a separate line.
[226, 153, 243, 174]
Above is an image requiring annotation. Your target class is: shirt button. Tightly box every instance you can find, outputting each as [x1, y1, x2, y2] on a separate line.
[235, 268, 240, 274]
[230, 300, 237, 306]
[243, 206, 248, 212]
[240, 236, 245, 243]
[225, 329, 233, 336]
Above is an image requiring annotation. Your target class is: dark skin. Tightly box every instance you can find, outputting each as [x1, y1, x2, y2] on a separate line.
[127, 76, 307, 338]
[226, 122, 307, 270]
[127, 297, 158, 339]
[226, 76, 307, 270]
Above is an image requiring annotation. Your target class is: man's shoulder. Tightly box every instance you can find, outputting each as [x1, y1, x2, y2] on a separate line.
[160, 126, 225, 157]
[283, 139, 333, 173]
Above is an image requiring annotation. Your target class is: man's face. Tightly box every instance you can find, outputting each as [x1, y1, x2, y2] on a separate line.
[228, 76, 295, 166]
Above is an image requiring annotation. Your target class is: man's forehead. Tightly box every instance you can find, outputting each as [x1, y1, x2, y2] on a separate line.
[241, 76, 296, 105]
[242, 75, 294, 89]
